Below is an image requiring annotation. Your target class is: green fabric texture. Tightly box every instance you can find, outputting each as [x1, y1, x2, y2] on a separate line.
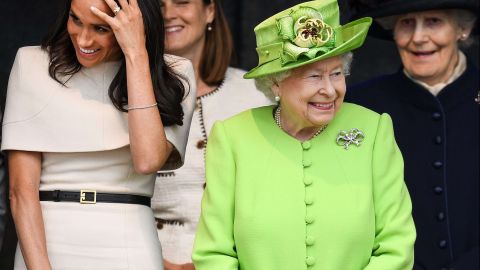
[192, 104, 416, 270]
[244, 0, 372, 79]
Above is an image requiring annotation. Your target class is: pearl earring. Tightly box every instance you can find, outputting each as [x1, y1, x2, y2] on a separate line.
[274, 96, 280, 102]
[207, 24, 212, 31]
[461, 33, 468, 40]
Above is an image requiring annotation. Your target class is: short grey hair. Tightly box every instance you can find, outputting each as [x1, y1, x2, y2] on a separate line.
[377, 9, 477, 47]
[254, 52, 354, 101]
[449, 9, 477, 47]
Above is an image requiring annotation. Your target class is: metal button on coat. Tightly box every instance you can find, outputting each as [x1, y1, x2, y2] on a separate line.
[306, 235, 315, 246]
[302, 141, 312, 150]
[438, 240, 447, 249]
[437, 212, 445, 221]
[433, 161, 443, 168]
[432, 112, 442, 120]
[434, 136, 442, 145]
[434, 186, 444, 195]
[305, 256, 316, 266]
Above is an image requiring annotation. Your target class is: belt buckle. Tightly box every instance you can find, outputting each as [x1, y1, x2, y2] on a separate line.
[80, 190, 97, 204]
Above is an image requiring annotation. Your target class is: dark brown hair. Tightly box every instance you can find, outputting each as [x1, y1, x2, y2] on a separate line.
[200, 0, 234, 86]
[42, 0, 187, 126]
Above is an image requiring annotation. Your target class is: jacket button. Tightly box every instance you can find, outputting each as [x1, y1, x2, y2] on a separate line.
[305, 215, 314, 224]
[302, 141, 312, 150]
[306, 235, 315, 246]
[303, 177, 313, 186]
[434, 136, 442, 145]
[432, 112, 442, 120]
[305, 196, 314, 205]
[433, 186, 443, 195]
[438, 240, 447, 249]
[303, 159, 312, 168]
[196, 140, 206, 149]
[305, 256, 316, 266]
[437, 212, 445, 221]
[432, 161, 443, 168]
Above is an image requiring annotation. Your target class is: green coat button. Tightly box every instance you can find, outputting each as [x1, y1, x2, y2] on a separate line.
[305, 215, 314, 224]
[303, 177, 313, 186]
[302, 141, 312, 150]
[306, 256, 316, 266]
[305, 196, 314, 205]
[306, 235, 315, 246]
[303, 159, 312, 167]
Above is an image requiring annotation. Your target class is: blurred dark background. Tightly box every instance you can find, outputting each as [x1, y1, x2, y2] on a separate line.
[1, 0, 478, 110]
[0, 0, 478, 269]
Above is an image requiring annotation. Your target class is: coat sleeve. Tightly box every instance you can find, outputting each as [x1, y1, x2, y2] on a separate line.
[192, 121, 239, 270]
[364, 113, 416, 270]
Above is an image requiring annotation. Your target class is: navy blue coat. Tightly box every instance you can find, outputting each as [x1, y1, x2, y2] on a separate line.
[346, 63, 479, 270]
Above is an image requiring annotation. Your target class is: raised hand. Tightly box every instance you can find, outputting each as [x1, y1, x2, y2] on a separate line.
[90, 0, 146, 57]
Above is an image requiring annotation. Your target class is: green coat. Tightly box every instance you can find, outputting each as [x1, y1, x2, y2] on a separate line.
[193, 104, 415, 270]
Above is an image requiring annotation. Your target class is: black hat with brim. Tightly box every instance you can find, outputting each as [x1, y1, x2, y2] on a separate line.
[349, 0, 479, 39]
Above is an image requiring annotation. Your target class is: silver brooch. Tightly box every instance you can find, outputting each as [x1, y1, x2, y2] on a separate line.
[336, 128, 365, 150]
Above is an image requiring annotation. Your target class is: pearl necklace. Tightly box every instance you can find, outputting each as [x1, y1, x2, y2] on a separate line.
[274, 106, 327, 140]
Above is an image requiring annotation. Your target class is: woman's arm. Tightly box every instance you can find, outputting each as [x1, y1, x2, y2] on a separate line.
[364, 114, 416, 270]
[124, 46, 172, 174]
[8, 150, 51, 270]
[192, 122, 238, 270]
[91, 0, 171, 174]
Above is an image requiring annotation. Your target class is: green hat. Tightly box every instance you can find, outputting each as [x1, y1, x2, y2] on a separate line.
[244, 0, 372, 79]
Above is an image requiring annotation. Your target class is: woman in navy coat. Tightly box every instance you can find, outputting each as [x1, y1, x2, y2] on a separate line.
[346, 0, 479, 269]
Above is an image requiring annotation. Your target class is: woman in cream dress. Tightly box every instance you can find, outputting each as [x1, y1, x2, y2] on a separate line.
[1, 0, 195, 269]
[153, 1, 271, 269]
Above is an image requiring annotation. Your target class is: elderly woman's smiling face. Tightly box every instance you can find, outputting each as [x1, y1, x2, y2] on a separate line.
[393, 10, 463, 86]
[273, 56, 346, 138]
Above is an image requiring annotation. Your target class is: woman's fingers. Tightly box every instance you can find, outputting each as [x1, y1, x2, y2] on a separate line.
[90, 0, 146, 57]
[118, 0, 130, 11]
[103, 0, 122, 15]
[129, 0, 139, 8]
[90, 6, 115, 26]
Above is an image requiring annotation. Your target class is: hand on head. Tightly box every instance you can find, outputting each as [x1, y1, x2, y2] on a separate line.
[90, 0, 146, 57]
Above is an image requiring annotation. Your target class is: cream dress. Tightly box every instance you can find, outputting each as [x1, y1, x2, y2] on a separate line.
[1, 46, 196, 270]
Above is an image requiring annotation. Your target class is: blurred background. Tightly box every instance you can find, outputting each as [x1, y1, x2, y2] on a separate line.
[1, 0, 478, 109]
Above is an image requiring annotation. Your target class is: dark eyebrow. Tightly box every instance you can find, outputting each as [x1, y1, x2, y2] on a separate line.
[69, 10, 78, 17]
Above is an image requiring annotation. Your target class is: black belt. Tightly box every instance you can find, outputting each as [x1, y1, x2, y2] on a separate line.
[39, 190, 151, 207]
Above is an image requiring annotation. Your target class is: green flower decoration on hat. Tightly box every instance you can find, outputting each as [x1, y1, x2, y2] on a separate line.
[277, 7, 336, 65]
[244, 0, 372, 79]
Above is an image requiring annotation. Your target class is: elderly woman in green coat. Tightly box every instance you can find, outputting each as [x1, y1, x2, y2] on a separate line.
[192, 1, 416, 269]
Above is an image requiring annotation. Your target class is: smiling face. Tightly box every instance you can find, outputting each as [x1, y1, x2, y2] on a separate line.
[273, 56, 346, 134]
[160, 0, 214, 59]
[67, 0, 121, 68]
[393, 10, 462, 86]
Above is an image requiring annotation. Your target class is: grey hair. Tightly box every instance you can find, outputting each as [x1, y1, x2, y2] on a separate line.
[254, 52, 354, 101]
[377, 9, 477, 47]
[448, 9, 477, 48]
